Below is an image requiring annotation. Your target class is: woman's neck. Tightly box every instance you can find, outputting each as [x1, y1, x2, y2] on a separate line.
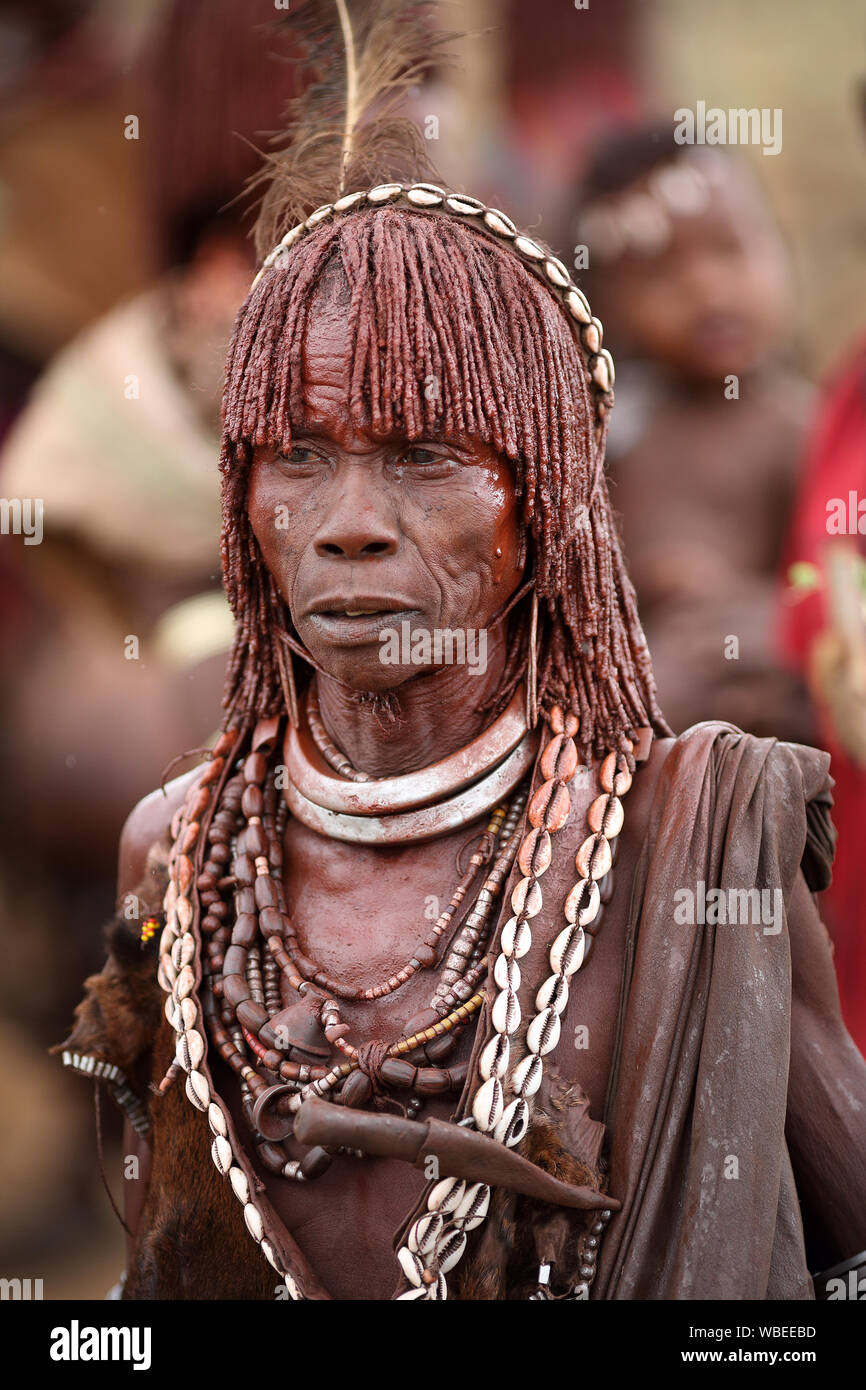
[314, 629, 510, 777]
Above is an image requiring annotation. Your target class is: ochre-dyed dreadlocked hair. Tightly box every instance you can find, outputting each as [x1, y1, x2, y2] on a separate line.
[212, 0, 667, 763]
[219, 198, 669, 762]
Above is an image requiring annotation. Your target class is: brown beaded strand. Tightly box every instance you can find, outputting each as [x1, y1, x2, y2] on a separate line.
[196, 726, 530, 1178]
[279, 802, 509, 1004]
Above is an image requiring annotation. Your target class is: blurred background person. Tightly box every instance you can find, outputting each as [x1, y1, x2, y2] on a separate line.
[572, 123, 816, 746]
[0, 0, 297, 1292]
[777, 81, 866, 1055]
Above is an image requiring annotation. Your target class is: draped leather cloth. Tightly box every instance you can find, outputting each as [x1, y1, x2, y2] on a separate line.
[393, 721, 835, 1300]
[593, 723, 834, 1299]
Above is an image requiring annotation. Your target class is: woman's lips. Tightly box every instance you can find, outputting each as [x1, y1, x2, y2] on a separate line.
[306, 608, 422, 646]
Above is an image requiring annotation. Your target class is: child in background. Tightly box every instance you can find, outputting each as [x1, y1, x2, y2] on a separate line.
[574, 123, 815, 744]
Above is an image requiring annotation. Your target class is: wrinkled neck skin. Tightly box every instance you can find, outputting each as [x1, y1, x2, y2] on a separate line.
[313, 624, 511, 778]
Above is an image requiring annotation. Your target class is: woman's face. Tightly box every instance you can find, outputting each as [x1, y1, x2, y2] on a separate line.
[247, 291, 524, 691]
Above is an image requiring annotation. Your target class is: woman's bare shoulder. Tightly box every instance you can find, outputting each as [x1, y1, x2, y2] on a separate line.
[117, 767, 204, 898]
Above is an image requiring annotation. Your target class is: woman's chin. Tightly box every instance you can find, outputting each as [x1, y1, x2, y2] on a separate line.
[314, 655, 418, 694]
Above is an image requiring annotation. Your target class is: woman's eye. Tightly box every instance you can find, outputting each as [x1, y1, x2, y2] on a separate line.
[399, 446, 442, 466]
[278, 446, 322, 465]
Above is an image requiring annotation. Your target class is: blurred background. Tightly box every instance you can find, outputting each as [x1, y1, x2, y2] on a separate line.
[0, 0, 864, 1297]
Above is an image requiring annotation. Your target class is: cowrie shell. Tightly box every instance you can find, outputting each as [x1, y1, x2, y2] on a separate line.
[179, 997, 197, 1030]
[527, 778, 570, 831]
[428, 1177, 465, 1214]
[433, 1228, 467, 1273]
[588, 794, 623, 837]
[208, 1102, 227, 1137]
[600, 752, 632, 795]
[511, 1052, 543, 1097]
[176, 854, 193, 894]
[563, 880, 600, 928]
[159, 924, 177, 958]
[176, 1028, 205, 1072]
[211, 1135, 232, 1175]
[499, 915, 532, 959]
[185, 1069, 209, 1110]
[260, 1240, 280, 1272]
[535, 973, 570, 1015]
[446, 194, 484, 214]
[279, 223, 306, 247]
[566, 287, 591, 324]
[575, 833, 612, 881]
[472, 1075, 504, 1132]
[330, 190, 361, 211]
[517, 827, 552, 878]
[408, 1212, 444, 1255]
[592, 355, 611, 391]
[479, 1033, 510, 1081]
[333, 190, 366, 212]
[582, 318, 602, 354]
[514, 234, 544, 259]
[511, 876, 543, 917]
[550, 922, 588, 976]
[397, 1246, 424, 1287]
[229, 1167, 250, 1205]
[483, 208, 516, 236]
[305, 203, 334, 227]
[407, 184, 444, 206]
[491, 988, 521, 1036]
[454, 1183, 490, 1229]
[493, 954, 520, 992]
[494, 1097, 530, 1148]
[526, 1006, 562, 1056]
[367, 182, 402, 203]
[157, 957, 176, 993]
[172, 932, 195, 970]
[243, 1203, 264, 1242]
[544, 256, 571, 287]
[175, 964, 195, 1000]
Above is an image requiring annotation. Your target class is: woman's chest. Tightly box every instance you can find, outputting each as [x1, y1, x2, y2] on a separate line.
[278, 801, 634, 1133]
[211, 769, 647, 1299]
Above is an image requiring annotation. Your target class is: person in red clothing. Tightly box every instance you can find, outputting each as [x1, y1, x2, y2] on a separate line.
[780, 341, 866, 1053]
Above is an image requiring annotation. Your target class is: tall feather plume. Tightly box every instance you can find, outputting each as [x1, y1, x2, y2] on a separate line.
[251, 0, 456, 260]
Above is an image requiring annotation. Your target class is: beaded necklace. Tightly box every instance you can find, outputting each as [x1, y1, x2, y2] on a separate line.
[179, 726, 532, 1183]
[158, 706, 646, 1299]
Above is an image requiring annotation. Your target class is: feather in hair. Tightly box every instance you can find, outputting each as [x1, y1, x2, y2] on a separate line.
[250, 0, 456, 259]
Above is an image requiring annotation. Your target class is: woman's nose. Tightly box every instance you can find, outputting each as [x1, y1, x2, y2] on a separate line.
[312, 466, 400, 560]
